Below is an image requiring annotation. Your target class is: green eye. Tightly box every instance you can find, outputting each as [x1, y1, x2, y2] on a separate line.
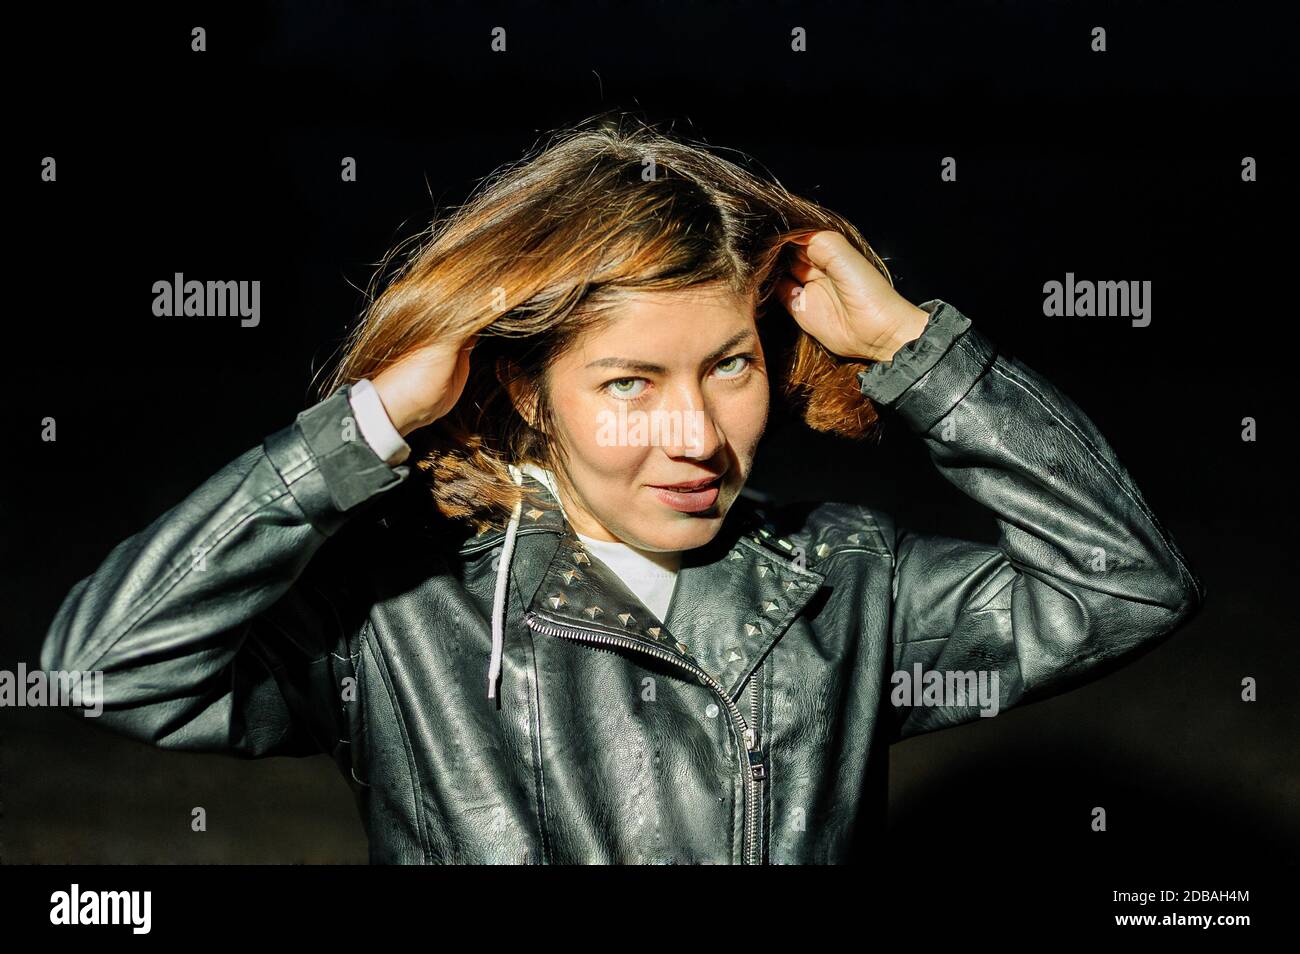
[606, 378, 647, 399]
[715, 355, 750, 377]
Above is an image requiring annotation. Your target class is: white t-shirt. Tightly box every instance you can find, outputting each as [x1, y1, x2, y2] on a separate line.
[572, 531, 680, 623]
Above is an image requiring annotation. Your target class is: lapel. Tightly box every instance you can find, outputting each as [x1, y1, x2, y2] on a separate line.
[663, 532, 824, 701]
[496, 473, 826, 702]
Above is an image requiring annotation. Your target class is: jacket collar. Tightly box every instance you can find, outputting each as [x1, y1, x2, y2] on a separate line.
[469, 472, 826, 701]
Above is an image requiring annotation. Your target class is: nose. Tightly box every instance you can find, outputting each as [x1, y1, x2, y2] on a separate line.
[658, 381, 724, 461]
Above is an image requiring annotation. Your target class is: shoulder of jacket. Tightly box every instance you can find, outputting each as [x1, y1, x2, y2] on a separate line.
[738, 496, 896, 569]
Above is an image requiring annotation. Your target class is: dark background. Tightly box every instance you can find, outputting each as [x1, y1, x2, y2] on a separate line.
[3, 1, 1295, 864]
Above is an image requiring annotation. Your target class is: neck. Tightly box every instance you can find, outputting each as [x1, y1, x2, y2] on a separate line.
[576, 530, 683, 570]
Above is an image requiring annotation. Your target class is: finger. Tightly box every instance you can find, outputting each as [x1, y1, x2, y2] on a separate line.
[785, 230, 822, 246]
[789, 252, 827, 285]
[772, 275, 800, 312]
[802, 230, 854, 274]
[773, 275, 813, 319]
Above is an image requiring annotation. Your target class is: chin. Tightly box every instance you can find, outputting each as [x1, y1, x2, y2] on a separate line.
[659, 520, 722, 551]
[636, 492, 737, 551]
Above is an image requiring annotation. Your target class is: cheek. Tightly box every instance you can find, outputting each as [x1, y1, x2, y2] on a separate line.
[725, 385, 770, 451]
[552, 393, 648, 477]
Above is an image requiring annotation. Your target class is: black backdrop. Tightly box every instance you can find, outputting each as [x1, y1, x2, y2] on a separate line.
[4, 1, 1296, 867]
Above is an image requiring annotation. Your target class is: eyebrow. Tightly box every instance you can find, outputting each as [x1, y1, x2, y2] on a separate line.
[584, 329, 756, 374]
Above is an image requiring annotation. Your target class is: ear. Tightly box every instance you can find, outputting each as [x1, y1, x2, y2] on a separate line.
[496, 356, 540, 428]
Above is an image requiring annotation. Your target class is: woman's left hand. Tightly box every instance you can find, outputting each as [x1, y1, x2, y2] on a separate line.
[774, 230, 931, 363]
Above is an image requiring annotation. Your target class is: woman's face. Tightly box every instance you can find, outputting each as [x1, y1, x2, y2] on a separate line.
[541, 282, 770, 552]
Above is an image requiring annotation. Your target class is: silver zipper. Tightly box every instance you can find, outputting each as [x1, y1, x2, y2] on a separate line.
[525, 610, 765, 864]
[744, 662, 765, 864]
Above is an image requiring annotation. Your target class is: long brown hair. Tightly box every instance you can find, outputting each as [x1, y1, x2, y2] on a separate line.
[319, 113, 894, 532]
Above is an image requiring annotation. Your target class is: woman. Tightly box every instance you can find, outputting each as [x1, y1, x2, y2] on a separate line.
[41, 117, 1204, 864]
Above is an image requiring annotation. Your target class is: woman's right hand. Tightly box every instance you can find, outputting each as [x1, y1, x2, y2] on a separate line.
[369, 332, 478, 438]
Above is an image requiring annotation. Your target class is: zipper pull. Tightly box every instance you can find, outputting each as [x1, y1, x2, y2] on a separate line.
[744, 726, 766, 779]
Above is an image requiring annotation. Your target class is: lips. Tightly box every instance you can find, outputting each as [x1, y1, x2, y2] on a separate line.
[647, 473, 725, 514]
[648, 475, 723, 492]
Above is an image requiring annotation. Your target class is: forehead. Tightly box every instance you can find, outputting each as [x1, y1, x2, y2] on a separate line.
[566, 284, 756, 361]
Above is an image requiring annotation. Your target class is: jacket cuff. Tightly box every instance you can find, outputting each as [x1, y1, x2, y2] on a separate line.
[348, 377, 412, 466]
[262, 383, 411, 532]
[856, 299, 995, 433]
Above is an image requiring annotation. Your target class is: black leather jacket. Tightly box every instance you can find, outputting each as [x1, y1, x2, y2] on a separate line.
[40, 299, 1204, 863]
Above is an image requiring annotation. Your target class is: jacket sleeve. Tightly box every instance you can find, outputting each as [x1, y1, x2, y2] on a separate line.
[857, 300, 1205, 742]
[39, 382, 411, 757]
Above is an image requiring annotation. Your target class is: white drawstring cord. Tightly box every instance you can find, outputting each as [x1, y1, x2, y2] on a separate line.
[487, 463, 526, 699]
